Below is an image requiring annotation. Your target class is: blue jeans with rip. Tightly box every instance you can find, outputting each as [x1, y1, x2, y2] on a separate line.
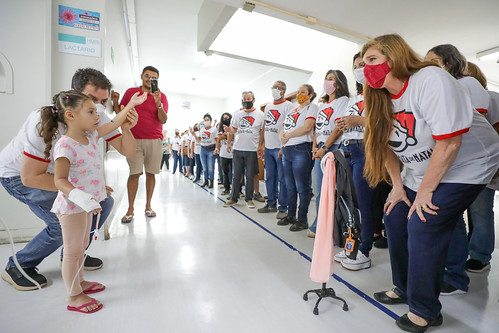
[338, 142, 375, 256]
[282, 142, 313, 222]
[264, 148, 287, 212]
[1, 176, 112, 269]
[200, 147, 215, 180]
[384, 183, 484, 321]
[309, 143, 339, 233]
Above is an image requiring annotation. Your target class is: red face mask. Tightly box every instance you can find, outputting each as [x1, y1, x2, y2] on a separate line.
[363, 61, 391, 88]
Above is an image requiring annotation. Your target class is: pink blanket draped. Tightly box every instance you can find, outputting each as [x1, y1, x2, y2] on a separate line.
[310, 153, 336, 283]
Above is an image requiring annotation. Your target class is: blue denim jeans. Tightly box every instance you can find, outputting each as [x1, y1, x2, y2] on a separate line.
[282, 142, 313, 222]
[1, 176, 112, 269]
[384, 183, 484, 321]
[200, 147, 215, 180]
[194, 153, 203, 181]
[264, 148, 287, 212]
[338, 142, 375, 256]
[467, 187, 496, 263]
[172, 149, 182, 174]
[309, 143, 339, 233]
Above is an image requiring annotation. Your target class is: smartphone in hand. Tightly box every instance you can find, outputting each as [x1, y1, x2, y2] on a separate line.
[150, 78, 158, 93]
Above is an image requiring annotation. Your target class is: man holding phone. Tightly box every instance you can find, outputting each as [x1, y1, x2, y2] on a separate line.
[113, 66, 168, 222]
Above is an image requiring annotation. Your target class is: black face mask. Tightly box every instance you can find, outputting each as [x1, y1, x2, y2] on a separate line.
[193, 127, 198, 131]
[242, 101, 254, 110]
[175, 131, 179, 135]
[222, 117, 230, 125]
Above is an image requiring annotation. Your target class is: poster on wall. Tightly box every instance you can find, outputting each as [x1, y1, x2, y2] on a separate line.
[58, 33, 101, 58]
[58, 5, 100, 31]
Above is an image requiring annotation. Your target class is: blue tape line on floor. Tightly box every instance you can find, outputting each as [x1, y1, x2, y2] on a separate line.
[197, 184, 399, 320]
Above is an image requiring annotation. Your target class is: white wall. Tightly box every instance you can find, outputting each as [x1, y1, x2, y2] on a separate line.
[158, 91, 227, 134]
[0, 0, 53, 242]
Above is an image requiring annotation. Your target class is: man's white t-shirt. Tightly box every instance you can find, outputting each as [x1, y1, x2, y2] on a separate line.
[231, 108, 265, 152]
[0, 108, 121, 178]
[315, 96, 349, 144]
[389, 66, 499, 191]
[282, 104, 318, 146]
[342, 94, 366, 141]
[263, 100, 294, 149]
[171, 136, 181, 151]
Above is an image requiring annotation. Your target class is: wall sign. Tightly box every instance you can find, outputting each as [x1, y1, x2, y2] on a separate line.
[58, 33, 101, 58]
[58, 5, 100, 31]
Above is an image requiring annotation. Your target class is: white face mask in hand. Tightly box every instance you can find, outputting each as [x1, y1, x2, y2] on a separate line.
[354, 67, 367, 85]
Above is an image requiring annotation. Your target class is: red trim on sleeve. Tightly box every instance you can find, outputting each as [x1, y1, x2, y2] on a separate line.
[23, 151, 50, 163]
[391, 77, 410, 100]
[432, 128, 469, 140]
[334, 118, 341, 122]
[476, 108, 487, 114]
[305, 117, 316, 120]
[105, 133, 122, 142]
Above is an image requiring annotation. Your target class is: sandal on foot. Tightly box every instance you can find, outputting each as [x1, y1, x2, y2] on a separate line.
[121, 214, 133, 223]
[83, 282, 106, 295]
[145, 210, 156, 218]
[67, 298, 103, 314]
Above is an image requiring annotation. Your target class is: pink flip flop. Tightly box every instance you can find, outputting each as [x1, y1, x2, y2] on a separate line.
[83, 282, 106, 294]
[67, 298, 103, 314]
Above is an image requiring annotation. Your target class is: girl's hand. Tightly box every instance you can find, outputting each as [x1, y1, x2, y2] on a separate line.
[129, 91, 147, 106]
[384, 186, 412, 216]
[278, 149, 282, 159]
[105, 186, 114, 196]
[280, 132, 289, 145]
[92, 207, 102, 215]
[407, 189, 439, 223]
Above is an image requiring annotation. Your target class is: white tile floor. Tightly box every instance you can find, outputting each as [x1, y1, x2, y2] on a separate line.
[1, 170, 499, 333]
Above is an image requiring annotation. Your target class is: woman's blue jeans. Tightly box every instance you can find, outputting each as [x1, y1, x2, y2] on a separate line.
[282, 142, 313, 222]
[264, 148, 287, 212]
[200, 147, 215, 180]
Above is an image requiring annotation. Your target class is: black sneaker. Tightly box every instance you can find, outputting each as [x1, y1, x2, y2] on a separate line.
[440, 281, 466, 296]
[465, 259, 490, 273]
[257, 205, 277, 213]
[373, 236, 388, 249]
[289, 221, 308, 232]
[221, 190, 230, 195]
[277, 216, 295, 226]
[84, 256, 103, 271]
[2, 266, 47, 291]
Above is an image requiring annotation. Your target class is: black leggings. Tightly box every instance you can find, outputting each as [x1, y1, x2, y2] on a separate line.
[160, 153, 170, 170]
[221, 157, 233, 191]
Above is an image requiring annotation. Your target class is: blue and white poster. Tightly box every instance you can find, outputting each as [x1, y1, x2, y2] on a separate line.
[58, 5, 100, 31]
[58, 33, 101, 58]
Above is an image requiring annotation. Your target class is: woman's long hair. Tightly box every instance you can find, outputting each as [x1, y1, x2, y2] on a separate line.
[218, 112, 232, 132]
[38, 91, 90, 159]
[322, 70, 350, 103]
[361, 34, 435, 187]
[427, 44, 466, 80]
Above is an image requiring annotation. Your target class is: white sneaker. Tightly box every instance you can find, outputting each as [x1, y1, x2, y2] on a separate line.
[341, 252, 371, 271]
[334, 250, 347, 263]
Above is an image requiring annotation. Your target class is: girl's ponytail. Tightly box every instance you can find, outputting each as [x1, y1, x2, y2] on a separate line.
[37, 91, 90, 159]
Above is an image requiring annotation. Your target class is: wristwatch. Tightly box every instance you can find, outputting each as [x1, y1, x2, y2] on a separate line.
[321, 145, 328, 151]
[157, 103, 163, 109]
